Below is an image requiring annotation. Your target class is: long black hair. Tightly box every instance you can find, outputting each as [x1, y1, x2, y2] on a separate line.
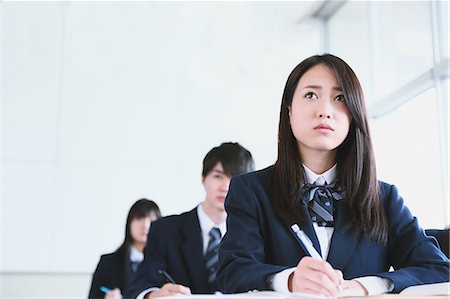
[110, 198, 160, 289]
[116, 198, 161, 256]
[269, 54, 388, 244]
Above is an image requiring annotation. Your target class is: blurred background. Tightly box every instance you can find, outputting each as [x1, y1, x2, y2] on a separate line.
[1, 1, 449, 297]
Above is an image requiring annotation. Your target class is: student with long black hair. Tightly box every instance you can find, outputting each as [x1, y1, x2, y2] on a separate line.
[89, 199, 161, 299]
[217, 54, 449, 297]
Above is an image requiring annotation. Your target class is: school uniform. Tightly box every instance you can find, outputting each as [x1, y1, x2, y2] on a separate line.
[217, 166, 450, 294]
[125, 205, 226, 299]
[88, 246, 143, 298]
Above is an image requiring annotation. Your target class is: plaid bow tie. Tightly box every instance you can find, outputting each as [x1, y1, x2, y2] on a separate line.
[300, 182, 345, 227]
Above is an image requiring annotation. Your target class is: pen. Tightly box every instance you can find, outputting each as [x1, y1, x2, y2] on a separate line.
[290, 224, 322, 260]
[158, 269, 176, 284]
[291, 224, 343, 293]
[100, 286, 110, 293]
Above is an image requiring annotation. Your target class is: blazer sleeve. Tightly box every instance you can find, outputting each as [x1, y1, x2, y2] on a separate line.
[88, 255, 111, 299]
[217, 175, 289, 293]
[374, 183, 450, 292]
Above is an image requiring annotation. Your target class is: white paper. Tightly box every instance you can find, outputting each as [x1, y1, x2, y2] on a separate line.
[399, 282, 450, 296]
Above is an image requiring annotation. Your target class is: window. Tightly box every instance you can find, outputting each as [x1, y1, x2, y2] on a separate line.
[371, 88, 444, 228]
[317, 1, 449, 227]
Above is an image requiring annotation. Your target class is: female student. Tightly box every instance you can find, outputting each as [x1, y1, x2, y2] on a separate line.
[88, 198, 161, 299]
[217, 54, 449, 297]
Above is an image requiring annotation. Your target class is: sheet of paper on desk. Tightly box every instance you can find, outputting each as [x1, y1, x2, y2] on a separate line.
[399, 282, 450, 296]
[165, 291, 328, 298]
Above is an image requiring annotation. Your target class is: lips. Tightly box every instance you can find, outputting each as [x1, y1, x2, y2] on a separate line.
[314, 123, 334, 131]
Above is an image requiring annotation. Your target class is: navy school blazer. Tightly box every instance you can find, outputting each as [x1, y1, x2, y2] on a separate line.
[217, 166, 450, 293]
[125, 207, 211, 299]
[88, 250, 133, 299]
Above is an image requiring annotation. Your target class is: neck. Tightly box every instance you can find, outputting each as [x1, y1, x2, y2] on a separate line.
[300, 148, 336, 174]
[133, 242, 145, 253]
[202, 201, 226, 225]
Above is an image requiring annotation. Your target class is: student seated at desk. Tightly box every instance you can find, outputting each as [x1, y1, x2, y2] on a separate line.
[125, 142, 255, 299]
[88, 199, 161, 299]
[217, 54, 450, 297]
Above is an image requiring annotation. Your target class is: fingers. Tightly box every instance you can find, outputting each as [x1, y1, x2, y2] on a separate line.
[291, 257, 342, 297]
[150, 283, 192, 298]
[335, 269, 344, 285]
[105, 288, 121, 299]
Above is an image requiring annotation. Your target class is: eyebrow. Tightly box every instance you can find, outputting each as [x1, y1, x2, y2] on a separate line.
[211, 169, 225, 175]
[303, 85, 342, 91]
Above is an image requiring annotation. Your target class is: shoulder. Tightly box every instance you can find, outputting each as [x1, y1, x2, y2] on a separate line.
[378, 180, 396, 194]
[230, 165, 273, 188]
[98, 252, 119, 263]
[95, 251, 122, 272]
[151, 207, 198, 232]
[377, 181, 403, 205]
[226, 166, 274, 210]
[377, 180, 418, 225]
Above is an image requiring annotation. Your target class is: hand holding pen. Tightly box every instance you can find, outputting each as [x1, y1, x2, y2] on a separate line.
[145, 270, 191, 299]
[100, 286, 122, 299]
[289, 224, 344, 297]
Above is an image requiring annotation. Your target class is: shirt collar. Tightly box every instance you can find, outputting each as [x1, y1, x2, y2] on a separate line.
[303, 164, 337, 185]
[197, 204, 226, 238]
[129, 245, 144, 262]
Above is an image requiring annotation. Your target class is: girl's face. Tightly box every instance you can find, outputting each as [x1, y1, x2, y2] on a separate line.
[289, 63, 352, 159]
[130, 212, 158, 245]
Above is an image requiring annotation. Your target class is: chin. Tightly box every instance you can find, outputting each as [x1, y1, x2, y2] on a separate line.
[313, 142, 342, 151]
[216, 204, 226, 212]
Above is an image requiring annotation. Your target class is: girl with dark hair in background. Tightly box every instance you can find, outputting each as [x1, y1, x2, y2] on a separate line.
[217, 54, 449, 297]
[89, 199, 161, 299]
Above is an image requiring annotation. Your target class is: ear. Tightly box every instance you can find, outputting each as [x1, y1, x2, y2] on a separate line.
[288, 106, 292, 118]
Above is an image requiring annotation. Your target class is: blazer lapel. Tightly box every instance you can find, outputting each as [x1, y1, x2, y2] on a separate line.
[326, 200, 358, 270]
[181, 209, 207, 293]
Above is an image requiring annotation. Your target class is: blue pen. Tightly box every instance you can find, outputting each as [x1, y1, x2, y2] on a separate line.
[100, 286, 110, 293]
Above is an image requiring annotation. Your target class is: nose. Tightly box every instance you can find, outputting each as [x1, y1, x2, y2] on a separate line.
[143, 218, 151, 230]
[222, 177, 231, 192]
[317, 99, 332, 119]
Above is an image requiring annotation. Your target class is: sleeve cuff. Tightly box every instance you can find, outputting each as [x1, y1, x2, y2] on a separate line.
[136, 287, 160, 299]
[354, 276, 394, 295]
[272, 267, 296, 293]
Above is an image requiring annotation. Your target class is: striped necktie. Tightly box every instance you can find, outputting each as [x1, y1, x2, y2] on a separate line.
[205, 227, 221, 291]
[300, 177, 344, 227]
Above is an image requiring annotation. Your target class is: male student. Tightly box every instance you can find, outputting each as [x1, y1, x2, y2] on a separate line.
[125, 142, 255, 299]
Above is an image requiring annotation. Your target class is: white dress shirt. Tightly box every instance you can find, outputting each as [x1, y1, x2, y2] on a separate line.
[130, 245, 144, 263]
[272, 164, 393, 295]
[197, 203, 227, 255]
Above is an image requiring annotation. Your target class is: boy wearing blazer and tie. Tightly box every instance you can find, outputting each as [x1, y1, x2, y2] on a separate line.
[125, 142, 254, 299]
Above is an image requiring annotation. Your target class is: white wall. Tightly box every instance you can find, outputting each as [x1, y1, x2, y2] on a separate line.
[1, 1, 322, 297]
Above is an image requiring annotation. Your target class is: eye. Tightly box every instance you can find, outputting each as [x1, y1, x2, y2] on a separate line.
[305, 92, 318, 100]
[335, 94, 345, 102]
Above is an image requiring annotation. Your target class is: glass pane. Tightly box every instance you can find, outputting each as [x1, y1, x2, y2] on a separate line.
[438, 0, 449, 59]
[371, 1, 433, 99]
[371, 88, 444, 228]
[328, 2, 373, 105]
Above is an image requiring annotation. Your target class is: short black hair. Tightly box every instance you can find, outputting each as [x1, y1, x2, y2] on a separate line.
[202, 142, 254, 177]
